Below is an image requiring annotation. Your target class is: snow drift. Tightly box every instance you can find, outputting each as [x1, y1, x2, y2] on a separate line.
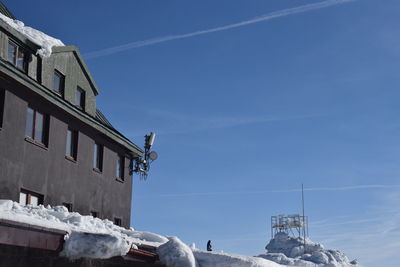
[0, 200, 167, 260]
[259, 232, 360, 267]
[0, 13, 64, 57]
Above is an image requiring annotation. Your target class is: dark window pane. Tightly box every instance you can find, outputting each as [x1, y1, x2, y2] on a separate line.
[66, 128, 78, 159]
[75, 87, 85, 110]
[66, 129, 72, 156]
[34, 111, 44, 143]
[0, 89, 4, 127]
[93, 144, 98, 167]
[93, 143, 103, 171]
[114, 218, 122, 226]
[53, 71, 64, 95]
[63, 203, 73, 212]
[25, 107, 34, 138]
[116, 157, 120, 177]
[75, 90, 81, 106]
[116, 155, 124, 179]
[7, 41, 16, 64]
[16, 49, 25, 70]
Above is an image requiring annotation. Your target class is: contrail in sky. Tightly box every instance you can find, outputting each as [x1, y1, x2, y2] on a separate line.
[84, 0, 356, 59]
[136, 184, 400, 198]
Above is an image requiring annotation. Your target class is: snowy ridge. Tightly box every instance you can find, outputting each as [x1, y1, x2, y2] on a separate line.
[0, 13, 64, 57]
[0, 200, 360, 267]
[259, 232, 361, 267]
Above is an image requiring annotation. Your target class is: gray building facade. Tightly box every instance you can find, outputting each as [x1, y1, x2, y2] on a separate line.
[0, 5, 143, 228]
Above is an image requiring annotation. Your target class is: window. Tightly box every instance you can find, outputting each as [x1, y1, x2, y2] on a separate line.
[0, 89, 4, 128]
[116, 155, 125, 180]
[25, 107, 49, 146]
[53, 70, 65, 96]
[19, 189, 43, 206]
[66, 128, 78, 160]
[93, 143, 103, 171]
[114, 218, 122, 226]
[75, 87, 85, 110]
[91, 211, 98, 218]
[62, 203, 73, 212]
[7, 40, 27, 71]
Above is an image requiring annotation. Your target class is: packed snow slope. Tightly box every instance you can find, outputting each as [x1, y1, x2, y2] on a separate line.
[0, 200, 360, 267]
[259, 232, 361, 267]
[0, 13, 64, 57]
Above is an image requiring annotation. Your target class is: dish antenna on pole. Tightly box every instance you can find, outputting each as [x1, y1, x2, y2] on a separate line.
[131, 132, 158, 180]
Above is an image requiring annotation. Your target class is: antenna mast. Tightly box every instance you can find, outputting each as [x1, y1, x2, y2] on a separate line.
[302, 184, 306, 254]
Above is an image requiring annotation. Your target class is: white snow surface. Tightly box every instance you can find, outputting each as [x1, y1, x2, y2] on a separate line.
[259, 232, 361, 267]
[0, 13, 64, 57]
[0, 200, 360, 267]
[0, 200, 167, 259]
[194, 250, 283, 267]
[157, 236, 197, 267]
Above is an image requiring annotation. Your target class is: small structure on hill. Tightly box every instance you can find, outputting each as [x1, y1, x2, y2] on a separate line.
[271, 214, 308, 239]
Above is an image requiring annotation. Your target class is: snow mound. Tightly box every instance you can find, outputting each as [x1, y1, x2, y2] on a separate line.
[157, 236, 197, 267]
[193, 250, 283, 267]
[0, 13, 64, 57]
[259, 232, 361, 267]
[0, 200, 167, 260]
[60, 232, 131, 260]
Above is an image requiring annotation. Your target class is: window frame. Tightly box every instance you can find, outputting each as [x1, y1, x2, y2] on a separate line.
[114, 217, 122, 226]
[53, 70, 65, 96]
[75, 87, 86, 110]
[0, 89, 4, 128]
[116, 155, 125, 180]
[7, 40, 27, 72]
[65, 127, 78, 161]
[93, 143, 104, 172]
[19, 189, 44, 206]
[25, 106, 49, 147]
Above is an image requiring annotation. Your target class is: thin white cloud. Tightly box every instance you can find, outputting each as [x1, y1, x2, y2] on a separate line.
[84, 0, 356, 59]
[136, 184, 400, 198]
[125, 106, 320, 137]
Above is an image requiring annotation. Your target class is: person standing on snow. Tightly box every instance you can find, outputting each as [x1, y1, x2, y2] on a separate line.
[207, 240, 212, 251]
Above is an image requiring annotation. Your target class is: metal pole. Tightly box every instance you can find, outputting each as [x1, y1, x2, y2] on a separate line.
[302, 184, 306, 254]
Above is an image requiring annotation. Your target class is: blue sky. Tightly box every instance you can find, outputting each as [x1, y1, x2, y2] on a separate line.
[6, 0, 400, 266]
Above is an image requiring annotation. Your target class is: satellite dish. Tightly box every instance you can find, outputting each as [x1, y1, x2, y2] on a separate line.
[148, 151, 158, 161]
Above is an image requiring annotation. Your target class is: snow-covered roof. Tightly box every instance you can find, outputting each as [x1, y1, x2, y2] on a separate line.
[0, 12, 64, 57]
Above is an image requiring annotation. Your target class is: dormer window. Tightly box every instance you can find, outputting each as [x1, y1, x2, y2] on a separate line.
[53, 70, 65, 96]
[76, 87, 85, 110]
[7, 40, 27, 71]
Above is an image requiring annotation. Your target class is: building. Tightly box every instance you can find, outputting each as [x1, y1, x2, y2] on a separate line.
[0, 3, 143, 228]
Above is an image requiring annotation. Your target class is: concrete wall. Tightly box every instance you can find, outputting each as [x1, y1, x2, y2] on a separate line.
[0, 78, 133, 227]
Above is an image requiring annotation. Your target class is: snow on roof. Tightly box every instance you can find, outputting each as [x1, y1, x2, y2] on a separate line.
[0, 13, 64, 57]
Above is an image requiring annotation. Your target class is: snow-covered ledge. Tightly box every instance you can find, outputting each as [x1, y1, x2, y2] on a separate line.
[0, 13, 64, 57]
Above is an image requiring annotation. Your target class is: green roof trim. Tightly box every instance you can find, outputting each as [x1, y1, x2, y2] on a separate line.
[52, 46, 100, 96]
[0, 59, 143, 156]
